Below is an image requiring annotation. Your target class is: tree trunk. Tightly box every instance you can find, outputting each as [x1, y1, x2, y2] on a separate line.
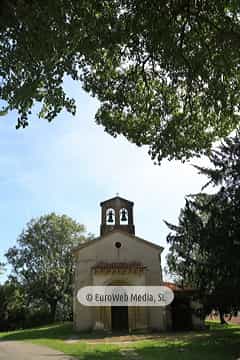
[49, 301, 57, 323]
[219, 309, 227, 325]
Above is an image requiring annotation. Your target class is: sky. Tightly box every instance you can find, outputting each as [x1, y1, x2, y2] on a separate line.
[0, 78, 212, 282]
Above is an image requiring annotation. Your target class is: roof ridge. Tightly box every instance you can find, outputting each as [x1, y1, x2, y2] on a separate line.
[100, 196, 134, 206]
[73, 229, 164, 253]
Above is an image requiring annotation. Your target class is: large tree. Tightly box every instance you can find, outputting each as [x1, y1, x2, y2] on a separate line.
[1, 1, 240, 162]
[5, 213, 88, 321]
[165, 132, 240, 322]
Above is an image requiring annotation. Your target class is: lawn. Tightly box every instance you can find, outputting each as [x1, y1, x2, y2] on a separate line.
[0, 322, 240, 360]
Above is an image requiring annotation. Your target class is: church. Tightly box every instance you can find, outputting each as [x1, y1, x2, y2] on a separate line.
[73, 196, 203, 332]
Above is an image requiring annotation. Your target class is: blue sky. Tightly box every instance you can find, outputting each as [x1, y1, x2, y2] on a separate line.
[0, 78, 211, 282]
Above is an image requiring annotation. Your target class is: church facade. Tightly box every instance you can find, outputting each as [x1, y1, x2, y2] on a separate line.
[73, 196, 203, 332]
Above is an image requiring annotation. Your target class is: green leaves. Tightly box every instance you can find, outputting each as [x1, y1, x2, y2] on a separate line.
[5, 213, 88, 321]
[165, 132, 240, 313]
[1, 1, 240, 161]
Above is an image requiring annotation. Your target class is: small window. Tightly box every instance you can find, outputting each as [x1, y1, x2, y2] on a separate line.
[115, 242, 122, 249]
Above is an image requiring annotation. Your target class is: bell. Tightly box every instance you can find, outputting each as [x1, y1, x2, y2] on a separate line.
[121, 209, 127, 222]
[107, 210, 114, 223]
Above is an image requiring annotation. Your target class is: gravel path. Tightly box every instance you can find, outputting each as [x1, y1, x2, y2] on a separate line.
[0, 341, 74, 360]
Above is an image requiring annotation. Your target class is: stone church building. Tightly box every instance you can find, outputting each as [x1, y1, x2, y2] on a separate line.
[73, 196, 203, 332]
[73, 196, 171, 332]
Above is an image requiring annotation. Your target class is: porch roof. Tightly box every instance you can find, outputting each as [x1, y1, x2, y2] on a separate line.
[92, 261, 147, 273]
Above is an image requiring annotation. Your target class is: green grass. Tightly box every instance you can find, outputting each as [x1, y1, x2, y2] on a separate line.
[0, 322, 240, 359]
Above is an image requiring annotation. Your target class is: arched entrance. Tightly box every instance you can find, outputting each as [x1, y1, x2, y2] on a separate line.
[107, 279, 129, 332]
[111, 305, 129, 331]
[94, 277, 148, 332]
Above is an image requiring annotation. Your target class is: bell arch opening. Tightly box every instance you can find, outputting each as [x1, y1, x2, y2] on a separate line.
[120, 208, 128, 225]
[106, 208, 115, 225]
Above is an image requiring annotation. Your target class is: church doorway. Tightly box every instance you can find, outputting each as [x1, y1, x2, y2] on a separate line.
[111, 306, 129, 331]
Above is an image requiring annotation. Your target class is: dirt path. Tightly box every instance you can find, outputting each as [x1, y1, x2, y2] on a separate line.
[0, 341, 74, 360]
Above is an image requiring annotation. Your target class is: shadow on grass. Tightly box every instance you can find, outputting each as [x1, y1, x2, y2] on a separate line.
[42, 326, 240, 360]
[133, 324, 240, 360]
[0, 323, 135, 342]
[0, 323, 151, 341]
[0, 323, 74, 341]
[0, 322, 240, 360]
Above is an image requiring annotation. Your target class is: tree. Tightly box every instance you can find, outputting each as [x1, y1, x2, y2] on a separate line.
[166, 195, 240, 323]
[1, 1, 240, 162]
[5, 213, 88, 322]
[0, 279, 27, 331]
[195, 131, 240, 201]
[165, 196, 208, 287]
[165, 132, 240, 323]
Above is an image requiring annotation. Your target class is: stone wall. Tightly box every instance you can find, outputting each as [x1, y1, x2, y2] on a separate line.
[73, 231, 168, 332]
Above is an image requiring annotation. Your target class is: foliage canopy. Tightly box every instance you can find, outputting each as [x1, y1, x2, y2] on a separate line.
[165, 132, 240, 319]
[1, 1, 240, 161]
[5, 213, 87, 321]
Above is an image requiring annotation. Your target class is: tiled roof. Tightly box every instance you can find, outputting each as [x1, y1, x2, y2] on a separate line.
[163, 281, 195, 292]
[92, 261, 147, 273]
